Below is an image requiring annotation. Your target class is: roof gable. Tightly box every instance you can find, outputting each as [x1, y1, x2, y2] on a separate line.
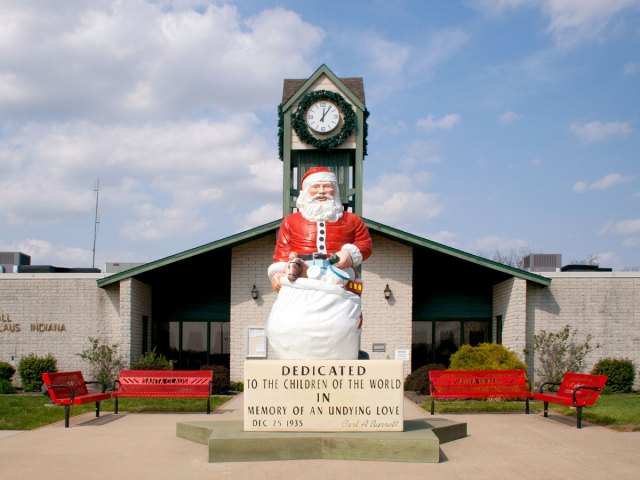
[281, 64, 365, 112]
[98, 217, 550, 287]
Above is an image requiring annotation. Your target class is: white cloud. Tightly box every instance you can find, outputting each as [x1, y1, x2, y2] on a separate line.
[0, 117, 280, 238]
[413, 28, 470, 72]
[466, 235, 531, 256]
[570, 121, 632, 143]
[573, 173, 633, 193]
[0, 238, 92, 267]
[624, 62, 640, 76]
[363, 172, 444, 227]
[499, 111, 523, 124]
[542, 0, 636, 46]
[400, 140, 442, 168]
[237, 203, 281, 231]
[417, 114, 461, 132]
[601, 219, 640, 235]
[0, 2, 323, 120]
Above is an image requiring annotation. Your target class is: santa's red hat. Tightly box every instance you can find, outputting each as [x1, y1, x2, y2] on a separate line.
[301, 167, 337, 190]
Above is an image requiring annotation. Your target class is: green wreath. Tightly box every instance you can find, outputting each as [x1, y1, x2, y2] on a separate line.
[291, 90, 357, 150]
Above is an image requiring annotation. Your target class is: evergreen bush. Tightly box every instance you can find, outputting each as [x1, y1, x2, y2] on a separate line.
[0, 361, 16, 381]
[229, 381, 244, 392]
[0, 379, 16, 394]
[591, 358, 636, 394]
[449, 343, 527, 371]
[201, 365, 230, 394]
[131, 348, 173, 370]
[404, 363, 446, 394]
[18, 353, 57, 392]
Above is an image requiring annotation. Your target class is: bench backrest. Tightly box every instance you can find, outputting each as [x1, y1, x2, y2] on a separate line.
[115, 370, 213, 396]
[558, 373, 607, 405]
[429, 369, 530, 398]
[42, 371, 89, 401]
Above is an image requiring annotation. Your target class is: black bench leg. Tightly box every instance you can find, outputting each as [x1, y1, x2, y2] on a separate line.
[95, 401, 100, 418]
[577, 407, 583, 429]
[64, 405, 70, 428]
[206, 397, 211, 415]
[543, 401, 549, 418]
[430, 399, 435, 415]
[526, 398, 530, 414]
[115, 397, 119, 414]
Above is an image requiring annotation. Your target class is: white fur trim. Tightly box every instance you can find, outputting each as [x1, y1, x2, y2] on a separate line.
[302, 171, 337, 189]
[341, 244, 363, 267]
[268, 262, 287, 280]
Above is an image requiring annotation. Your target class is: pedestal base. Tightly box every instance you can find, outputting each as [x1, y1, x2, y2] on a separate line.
[176, 418, 467, 463]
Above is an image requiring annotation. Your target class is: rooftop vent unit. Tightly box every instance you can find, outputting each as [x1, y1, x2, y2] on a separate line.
[0, 251, 31, 273]
[523, 254, 561, 273]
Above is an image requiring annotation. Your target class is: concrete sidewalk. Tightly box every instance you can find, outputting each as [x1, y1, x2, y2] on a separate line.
[1, 394, 639, 480]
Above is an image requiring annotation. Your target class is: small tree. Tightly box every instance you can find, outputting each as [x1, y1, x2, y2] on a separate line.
[529, 325, 596, 387]
[77, 337, 126, 392]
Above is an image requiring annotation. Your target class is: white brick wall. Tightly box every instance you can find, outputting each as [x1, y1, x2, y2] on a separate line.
[526, 272, 640, 388]
[0, 274, 120, 385]
[360, 235, 413, 378]
[493, 277, 528, 362]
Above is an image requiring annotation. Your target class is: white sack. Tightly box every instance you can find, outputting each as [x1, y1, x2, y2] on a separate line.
[266, 277, 361, 360]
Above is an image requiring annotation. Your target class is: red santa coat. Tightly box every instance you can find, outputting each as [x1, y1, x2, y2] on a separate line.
[273, 212, 373, 264]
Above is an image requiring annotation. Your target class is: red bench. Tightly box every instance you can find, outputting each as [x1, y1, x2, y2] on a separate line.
[112, 370, 213, 414]
[429, 369, 533, 415]
[534, 372, 607, 428]
[42, 371, 111, 428]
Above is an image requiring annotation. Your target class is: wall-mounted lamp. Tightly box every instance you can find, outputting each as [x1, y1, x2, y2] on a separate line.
[251, 284, 259, 300]
[384, 284, 392, 300]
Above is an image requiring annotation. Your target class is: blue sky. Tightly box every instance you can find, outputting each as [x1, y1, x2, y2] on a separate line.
[0, 0, 638, 270]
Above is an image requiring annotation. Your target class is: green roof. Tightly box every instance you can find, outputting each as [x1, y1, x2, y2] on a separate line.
[98, 217, 550, 288]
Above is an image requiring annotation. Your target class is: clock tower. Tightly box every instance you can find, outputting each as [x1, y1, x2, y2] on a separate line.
[279, 65, 368, 216]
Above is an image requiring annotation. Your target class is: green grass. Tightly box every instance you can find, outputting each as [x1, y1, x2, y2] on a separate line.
[0, 394, 231, 430]
[423, 393, 640, 431]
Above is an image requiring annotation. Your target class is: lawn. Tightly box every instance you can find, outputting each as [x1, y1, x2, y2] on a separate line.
[0, 394, 231, 430]
[422, 393, 640, 431]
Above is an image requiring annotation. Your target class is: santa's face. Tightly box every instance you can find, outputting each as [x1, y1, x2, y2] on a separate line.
[307, 182, 335, 201]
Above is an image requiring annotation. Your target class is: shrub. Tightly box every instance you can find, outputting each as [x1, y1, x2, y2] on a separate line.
[0, 361, 16, 381]
[131, 348, 173, 370]
[404, 364, 446, 394]
[591, 358, 636, 394]
[529, 325, 596, 387]
[449, 343, 527, 371]
[0, 379, 16, 394]
[77, 337, 126, 392]
[18, 353, 57, 392]
[201, 365, 230, 394]
[229, 381, 244, 392]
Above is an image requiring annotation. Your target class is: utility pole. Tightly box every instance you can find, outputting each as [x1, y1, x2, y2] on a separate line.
[92, 178, 100, 269]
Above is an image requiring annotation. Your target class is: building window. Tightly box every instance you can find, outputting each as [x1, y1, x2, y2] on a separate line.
[496, 315, 503, 344]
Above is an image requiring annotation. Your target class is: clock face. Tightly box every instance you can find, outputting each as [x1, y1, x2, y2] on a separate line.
[306, 101, 340, 134]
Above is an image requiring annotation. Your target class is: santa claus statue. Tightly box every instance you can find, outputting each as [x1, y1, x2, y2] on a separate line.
[267, 167, 373, 360]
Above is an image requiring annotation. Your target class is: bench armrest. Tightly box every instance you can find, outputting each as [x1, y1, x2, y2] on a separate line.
[538, 381, 561, 393]
[572, 385, 601, 404]
[47, 383, 76, 402]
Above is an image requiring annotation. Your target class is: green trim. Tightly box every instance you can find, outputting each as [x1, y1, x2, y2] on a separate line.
[96, 220, 282, 287]
[98, 217, 550, 288]
[362, 218, 551, 287]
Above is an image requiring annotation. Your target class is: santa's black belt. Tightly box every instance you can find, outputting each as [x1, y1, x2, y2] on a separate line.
[298, 253, 327, 260]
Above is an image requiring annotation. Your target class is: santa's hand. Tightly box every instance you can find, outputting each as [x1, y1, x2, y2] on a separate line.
[271, 272, 285, 292]
[334, 250, 353, 269]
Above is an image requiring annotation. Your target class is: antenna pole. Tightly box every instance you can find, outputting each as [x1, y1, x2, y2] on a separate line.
[92, 179, 100, 269]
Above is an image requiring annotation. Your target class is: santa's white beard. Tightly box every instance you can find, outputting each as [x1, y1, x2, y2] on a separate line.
[297, 194, 344, 222]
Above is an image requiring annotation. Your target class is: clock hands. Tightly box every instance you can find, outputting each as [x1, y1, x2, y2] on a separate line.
[320, 105, 331, 122]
